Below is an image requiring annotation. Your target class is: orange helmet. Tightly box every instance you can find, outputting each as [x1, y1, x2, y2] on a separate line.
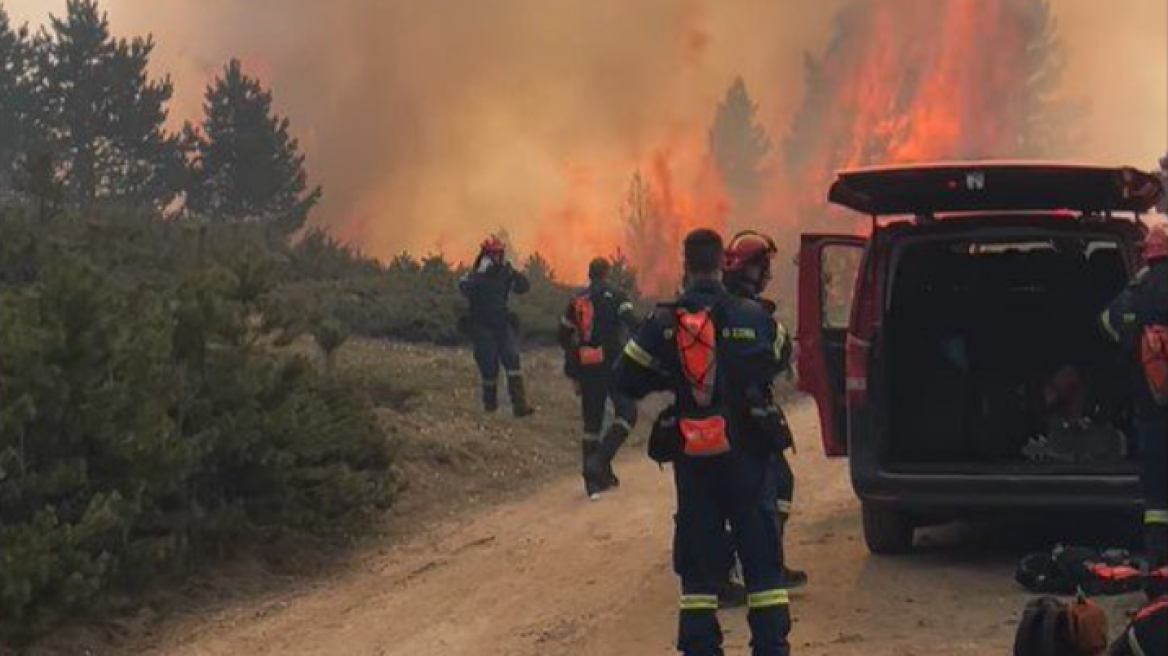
[725, 231, 778, 273]
[1144, 224, 1168, 262]
[480, 235, 505, 255]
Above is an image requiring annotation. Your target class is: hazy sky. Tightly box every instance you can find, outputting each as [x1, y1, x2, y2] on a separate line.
[6, 0, 1166, 263]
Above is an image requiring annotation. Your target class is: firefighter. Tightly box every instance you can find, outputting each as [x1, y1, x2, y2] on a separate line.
[459, 236, 534, 417]
[1100, 224, 1168, 569]
[617, 229, 792, 656]
[558, 257, 641, 499]
[723, 231, 808, 589]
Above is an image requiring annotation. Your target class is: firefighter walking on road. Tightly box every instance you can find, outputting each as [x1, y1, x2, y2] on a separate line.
[724, 231, 808, 589]
[559, 257, 641, 499]
[459, 236, 535, 417]
[1101, 224, 1168, 569]
[617, 229, 792, 656]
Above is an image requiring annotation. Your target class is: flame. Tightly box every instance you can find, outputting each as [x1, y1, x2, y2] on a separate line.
[535, 135, 727, 296]
[783, 0, 1059, 230]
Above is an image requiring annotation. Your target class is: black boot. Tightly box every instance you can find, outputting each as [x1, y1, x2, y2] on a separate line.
[587, 421, 630, 491]
[582, 439, 603, 499]
[507, 373, 534, 418]
[482, 380, 499, 413]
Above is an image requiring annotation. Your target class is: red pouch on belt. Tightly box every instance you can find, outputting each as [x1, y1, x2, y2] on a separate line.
[679, 415, 730, 457]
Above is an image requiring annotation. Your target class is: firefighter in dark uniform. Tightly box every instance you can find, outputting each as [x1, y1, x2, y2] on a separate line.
[723, 231, 808, 589]
[559, 257, 641, 499]
[1100, 224, 1168, 569]
[459, 236, 534, 417]
[616, 229, 792, 656]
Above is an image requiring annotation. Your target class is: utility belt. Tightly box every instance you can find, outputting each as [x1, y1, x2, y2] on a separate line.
[648, 402, 792, 464]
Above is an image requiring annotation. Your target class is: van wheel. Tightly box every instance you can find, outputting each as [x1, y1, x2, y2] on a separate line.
[862, 503, 915, 555]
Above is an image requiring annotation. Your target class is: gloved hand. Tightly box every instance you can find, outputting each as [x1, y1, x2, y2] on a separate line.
[750, 404, 795, 453]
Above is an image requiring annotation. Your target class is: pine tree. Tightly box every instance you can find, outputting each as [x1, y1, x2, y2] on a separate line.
[186, 59, 321, 236]
[0, 6, 35, 203]
[709, 77, 770, 218]
[35, 0, 184, 211]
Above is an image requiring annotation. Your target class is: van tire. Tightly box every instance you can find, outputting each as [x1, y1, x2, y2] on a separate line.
[862, 503, 915, 555]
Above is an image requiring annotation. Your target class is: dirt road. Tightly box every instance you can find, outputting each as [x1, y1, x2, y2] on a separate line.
[135, 401, 1140, 656]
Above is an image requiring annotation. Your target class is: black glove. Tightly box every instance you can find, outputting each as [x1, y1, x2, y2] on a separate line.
[750, 404, 795, 453]
[648, 405, 682, 464]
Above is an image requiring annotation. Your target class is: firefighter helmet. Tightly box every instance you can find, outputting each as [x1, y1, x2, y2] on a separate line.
[480, 235, 505, 255]
[725, 231, 778, 273]
[1144, 224, 1168, 262]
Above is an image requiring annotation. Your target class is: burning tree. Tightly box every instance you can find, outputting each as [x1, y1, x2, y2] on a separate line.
[709, 76, 771, 227]
[785, 0, 1070, 226]
[185, 59, 321, 236]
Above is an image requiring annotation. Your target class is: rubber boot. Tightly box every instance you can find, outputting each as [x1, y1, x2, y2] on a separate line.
[582, 439, 603, 499]
[587, 421, 630, 491]
[482, 380, 499, 413]
[507, 373, 535, 418]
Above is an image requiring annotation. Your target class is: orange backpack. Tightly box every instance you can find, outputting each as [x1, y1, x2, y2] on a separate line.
[674, 307, 730, 457]
[1142, 324, 1168, 406]
[573, 296, 605, 366]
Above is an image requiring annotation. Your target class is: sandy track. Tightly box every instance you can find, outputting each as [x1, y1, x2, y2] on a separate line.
[136, 402, 1143, 656]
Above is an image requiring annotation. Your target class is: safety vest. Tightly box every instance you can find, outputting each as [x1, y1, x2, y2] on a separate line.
[674, 305, 730, 457]
[573, 295, 605, 366]
[1141, 324, 1168, 406]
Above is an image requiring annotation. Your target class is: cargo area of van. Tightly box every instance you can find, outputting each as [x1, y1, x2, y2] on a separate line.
[883, 229, 1140, 474]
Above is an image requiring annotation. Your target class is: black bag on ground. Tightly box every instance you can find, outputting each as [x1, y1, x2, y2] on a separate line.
[1014, 596, 1077, 656]
[1017, 545, 1146, 597]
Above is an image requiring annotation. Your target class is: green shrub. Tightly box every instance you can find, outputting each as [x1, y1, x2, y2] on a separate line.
[0, 220, 394, 642]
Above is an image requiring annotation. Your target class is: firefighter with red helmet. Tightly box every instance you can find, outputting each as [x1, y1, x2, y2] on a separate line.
[558, 257, 641, 499]
[616, 229, 792, 656]
[724, 231, 808, 589]
[459, 236, 534, 416]
[1101, 223, 1168, 569]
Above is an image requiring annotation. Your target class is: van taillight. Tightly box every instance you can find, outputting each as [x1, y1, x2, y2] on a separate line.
[845, 334, 870, 408]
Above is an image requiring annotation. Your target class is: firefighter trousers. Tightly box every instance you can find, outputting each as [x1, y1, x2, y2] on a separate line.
[470, 320, 523, 408]
[1137, 415, 1168, 568]
[579, 367, 637, 493]
[764, 452, 795, 565]
[673, 451, 791, 656]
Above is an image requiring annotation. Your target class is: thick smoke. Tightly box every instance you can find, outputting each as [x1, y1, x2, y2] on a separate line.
[5, 0, 1165, 281]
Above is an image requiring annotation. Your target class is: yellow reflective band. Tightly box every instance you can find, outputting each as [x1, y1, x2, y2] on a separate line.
[680, 594, 719, 611]
[613, 418, 633, 431]
[747, 589, 790, 609]
[777, 499, 794, 515]
[1146, 510, 1168, 525]
[618, 301, 635, 315]
[623, 340, 657, 370]
[1099, 310, 1120, 341]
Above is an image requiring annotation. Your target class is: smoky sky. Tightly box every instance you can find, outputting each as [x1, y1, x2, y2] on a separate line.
[6, 0, 1166, 265]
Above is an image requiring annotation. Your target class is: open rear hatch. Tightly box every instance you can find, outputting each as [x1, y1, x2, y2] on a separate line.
[829, 162, 1164, 217]
[798, 161, 1163, 462]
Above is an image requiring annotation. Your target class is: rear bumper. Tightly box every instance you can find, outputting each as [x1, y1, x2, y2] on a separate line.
[853, 469, 1143, 512]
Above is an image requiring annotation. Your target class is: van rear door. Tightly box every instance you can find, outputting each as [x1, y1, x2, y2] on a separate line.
[797, 235, 867, 456]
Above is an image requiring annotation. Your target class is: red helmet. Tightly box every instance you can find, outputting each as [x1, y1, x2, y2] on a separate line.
[724, 231, 778, 273]
[480, 235, 505, 255]
[1145, 224, 1168, 262]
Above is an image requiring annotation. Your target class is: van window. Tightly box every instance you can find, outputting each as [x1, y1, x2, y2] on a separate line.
[821, 244, 863, 329]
